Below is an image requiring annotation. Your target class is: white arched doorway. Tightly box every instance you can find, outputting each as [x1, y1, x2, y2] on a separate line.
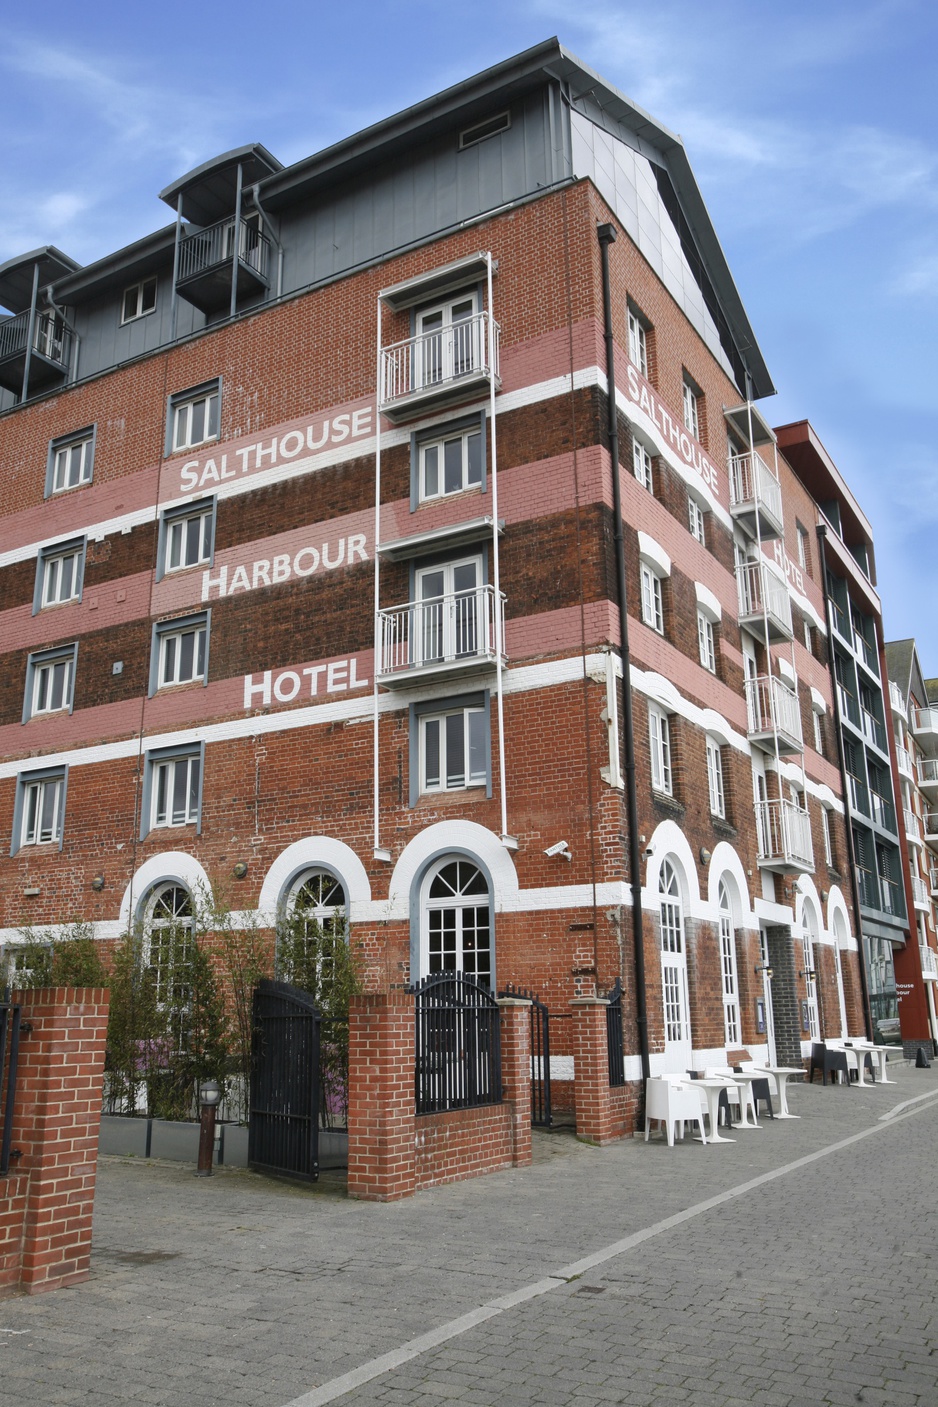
[659, 857, 692, 1069]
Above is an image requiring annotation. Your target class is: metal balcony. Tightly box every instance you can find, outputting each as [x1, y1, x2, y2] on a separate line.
[918, 757, 938, 795]
[376, 584, 505, 687]
[889, 680, 906, 717]
[176, 216, 271, 314]
[896, 744, 914, 780]
[912, 706, 938, 757]
[727, 450, 784, 541]
[924, 810, 938, 850]
[929, 866, 938, 898]
[0, 309, 73, 395]
[745, 675, 803, 754]
[736, 561, 792, 642]
[755, 798, 814, 874]
[870, 791, 896, 833]
[904, 807, 923, 846]
[378, 310, 500, 423]
[920, 946, 938, 981]
[911, 875, 931, 910]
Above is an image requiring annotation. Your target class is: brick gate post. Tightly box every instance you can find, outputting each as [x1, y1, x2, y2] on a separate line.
[347, 990, 416, 1202]
[572, 996, 617, 1144]
[497, 997, 532, 1167]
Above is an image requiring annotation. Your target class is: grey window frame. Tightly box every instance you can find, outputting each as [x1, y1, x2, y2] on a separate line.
[627, 301, 650, 378]
[155, 497, 217, 582]
[410, 411, 487, 511]
[165, 378, 221, 457]
[149, 611, 211, 696]
[121, 276, 158, 325]
[23, 642, 79, 723]
[10, 765, 69, 855]
[408, 690, 491, 805]
[140, 741, 205, 840]
[33, 536, 86, 614]
[45, 426, 95, 498]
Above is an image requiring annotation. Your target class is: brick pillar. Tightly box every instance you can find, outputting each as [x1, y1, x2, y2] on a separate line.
[497, 998, 532, 1168]
[572, 997, 617, 1145]
[346, 990, 416, 1202]
[765, 925, 803, 1070]
[1, 987, 109, 1298]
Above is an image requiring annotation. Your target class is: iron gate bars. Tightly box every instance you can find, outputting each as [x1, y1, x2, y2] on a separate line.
[605, 978, 626, 1087]
[0, 991, 23, 1175]
[413, 973, 502, 1115]
[498, 983, 552, 1127]
[249, 980, 321, 1181]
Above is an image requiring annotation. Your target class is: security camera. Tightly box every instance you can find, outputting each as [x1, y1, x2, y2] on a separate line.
[544, 840, 571, 860]
[643, 845, 654, 859]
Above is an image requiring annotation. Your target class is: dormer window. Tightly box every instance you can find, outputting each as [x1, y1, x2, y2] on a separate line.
[121, 277, 157, 324]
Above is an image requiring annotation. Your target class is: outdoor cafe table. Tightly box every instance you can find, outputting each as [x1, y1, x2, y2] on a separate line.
[752, 1065, 803, 1118]
[690, 1076, 737, 1143]
[724, 1069, 762, 1128]
[845, 1039, 896, 1085]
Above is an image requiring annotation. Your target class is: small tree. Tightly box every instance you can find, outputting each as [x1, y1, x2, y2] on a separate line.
[4, 921, 107, 990]
[105, 925, 163, 1115]
[198, 889, 273, 1118]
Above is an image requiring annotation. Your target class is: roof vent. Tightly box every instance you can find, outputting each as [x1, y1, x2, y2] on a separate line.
[459, 111, 511, 150]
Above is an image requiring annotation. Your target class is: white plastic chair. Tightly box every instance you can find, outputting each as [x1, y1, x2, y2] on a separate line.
[644, 1077, 707, 1147]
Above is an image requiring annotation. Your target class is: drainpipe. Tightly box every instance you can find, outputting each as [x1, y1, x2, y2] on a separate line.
[816, 523, 874, 1039]
[20, 261, 40, 402]
[252, 185, 284, 298]
[170, 195, 183, 342]
[597, 223, 650, 1086]
[230, 163, 243, 319]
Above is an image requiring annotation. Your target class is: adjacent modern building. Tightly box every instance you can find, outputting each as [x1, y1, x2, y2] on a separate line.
[0, 39, 870, 1129]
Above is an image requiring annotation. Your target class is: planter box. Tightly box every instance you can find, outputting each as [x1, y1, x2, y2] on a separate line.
[100, 1115, 150, 1158]
[99, 1115, 346, 1171]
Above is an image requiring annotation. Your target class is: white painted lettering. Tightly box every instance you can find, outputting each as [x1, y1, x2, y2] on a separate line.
[219, 454, 234, 480]
[200, 460, 220, 485]
[349, 657, 368, 689]
[307, 420, 330, 450]
[327, 661, 348, 692]
[244, 671, 272, 709]
[272, 554, 291, 583]
[293, 547, 320, 576]
[273, 671, 301, 702]
[236, 446, 253, 473]
[331, 413, 350, 442]
[252, 560, 271, 589]
[280, 430, 304, 459]
[347, 533, 368, 563]
[202, 564, 228, 602]
[228, 564, 250, 594]
[302, 665, 327, 695]
[352, 408, 372, 437]
[180, 460, 200, 491]
[322, 538, 345, 569]
[255, 438, 278, 469]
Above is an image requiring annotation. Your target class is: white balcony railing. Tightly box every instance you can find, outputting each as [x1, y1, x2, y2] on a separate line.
[727, 450, 784, 539]
[745, 674, 803, 752]
[904, 807, 922, 844]
[755, 798, 814, 871]
[377, 585, 505, 681]
[911, 874, 930, 907]
[912, 707, 938, 758]
[736, 561, 793, 641]
[920, 946, 938, 981]
[379, 310, 500, 412]
[930, 866, 938, 896]
[896, 744, 914, 779]
[924, 811, 938, 846]
[889, 680, 906, 716]
[918, 757, 938, 791]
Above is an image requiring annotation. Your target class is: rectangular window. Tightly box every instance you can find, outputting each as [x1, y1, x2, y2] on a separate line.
[649, 706, 672, 795]
[151, 613, 210, 693]
[24, 644, 78, 721]
[796, 523, 809, 572]
[409, 693, 490, 804]
[632, 440, 653, 491]
[822, 807, 833, 866]
[627, 306, 648, 377]
[640, 564, 664, 634]
[10, 767, 68, 855]
[697, 612, 716, 673]
[688, 497, 706, 545]
[419, 426, 483, 502]
[706, 737, 725, 818]
[682, 375, 700, 439]
[143, 745, 204, 836]
[168, 381, 220, 454]
[812, 709, 824, 754]
[159, 499, 215, 577]
[121, 276, 157, 324]
[35, 538, 85, 610]
[47, 428, 95, 496]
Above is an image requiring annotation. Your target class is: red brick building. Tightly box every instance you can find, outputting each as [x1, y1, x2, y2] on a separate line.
[0, 39, 868, 1127]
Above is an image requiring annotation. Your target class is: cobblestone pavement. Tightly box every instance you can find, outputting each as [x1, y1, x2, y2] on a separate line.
[2, 1064, 937, 1407]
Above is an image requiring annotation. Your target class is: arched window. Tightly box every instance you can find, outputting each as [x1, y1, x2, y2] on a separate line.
[658, 859, 691, 1057]
[802, 903, 820, 1040]
[718, 879, 741, 1047]
[143, 882, 194, 1010]
[421, 857, 492, 987]
[832, 910, 849, 1036]
[278, 869, 348, 1000]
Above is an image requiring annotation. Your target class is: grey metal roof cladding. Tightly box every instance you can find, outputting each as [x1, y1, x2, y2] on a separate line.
[55, 226, 177, 304]
[158, 143, 283, 224]
[0, 247, 81, 314]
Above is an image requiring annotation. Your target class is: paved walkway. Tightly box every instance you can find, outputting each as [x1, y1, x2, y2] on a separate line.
[2, 1062, 938, 1407]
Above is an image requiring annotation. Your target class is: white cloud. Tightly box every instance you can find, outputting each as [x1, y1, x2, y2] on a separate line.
[890, 251, 938, 298]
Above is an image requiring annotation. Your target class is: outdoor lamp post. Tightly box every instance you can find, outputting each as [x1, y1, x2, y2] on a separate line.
[196, 1078, 221, 1177]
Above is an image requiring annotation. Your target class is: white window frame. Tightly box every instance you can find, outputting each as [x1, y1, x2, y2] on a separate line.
[812, 708, 824, 754]
[796, 525, 809, 572]
[151, 613, 210, 693]
[706, 737, 725, 818]
[688, 496, 706, 545]
[419, 705, 487, 794]
[682, 375, 700, 439]
[159, 499, 215, 578]
[168, 381, 220, 454]
[145, 747, 204, 834]
[418, 425, 483, 503]
[12, 768, 67, 854]
[121, 276, 157, 324]
[419, 856, 493, 988]
[415, 290, 480, 389]
[640, 563, 664, 634]
[35, 538, 85, 611]
[697, 611, 716, 673]
[24, 644, 78, 722]
[47, 428, 95, 496]
[718, 880, 741, 1048]
[821, 806, 834, 866]
[632, 439, 653, 491]
[649, 705, 672, 795]
[627, 306, 648, 377]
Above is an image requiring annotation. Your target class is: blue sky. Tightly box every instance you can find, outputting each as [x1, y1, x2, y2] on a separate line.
[2, 0, 936, 666]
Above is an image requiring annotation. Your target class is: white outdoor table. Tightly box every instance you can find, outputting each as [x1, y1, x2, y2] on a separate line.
[753, 1065, 803, 1118]
[846, 1040, 896, 1085]
[723, 1070, 762, 1128]
[691, 1077, 736, 1143]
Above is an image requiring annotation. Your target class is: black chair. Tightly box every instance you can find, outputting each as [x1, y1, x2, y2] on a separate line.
[734, 1065, 774, 1118]
[808, 1041, 849, 1086]
[688, 1071, 733, 1127]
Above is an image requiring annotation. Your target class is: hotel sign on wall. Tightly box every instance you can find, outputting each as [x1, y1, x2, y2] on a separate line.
[624, 363, 722, 500]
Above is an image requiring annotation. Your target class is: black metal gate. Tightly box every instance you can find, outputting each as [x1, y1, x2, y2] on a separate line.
[499, 983, 552, 1127]
[413, 973, 502, 1115]
[1, 991, 23, 1176]
[249, 980, 321, 1181]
